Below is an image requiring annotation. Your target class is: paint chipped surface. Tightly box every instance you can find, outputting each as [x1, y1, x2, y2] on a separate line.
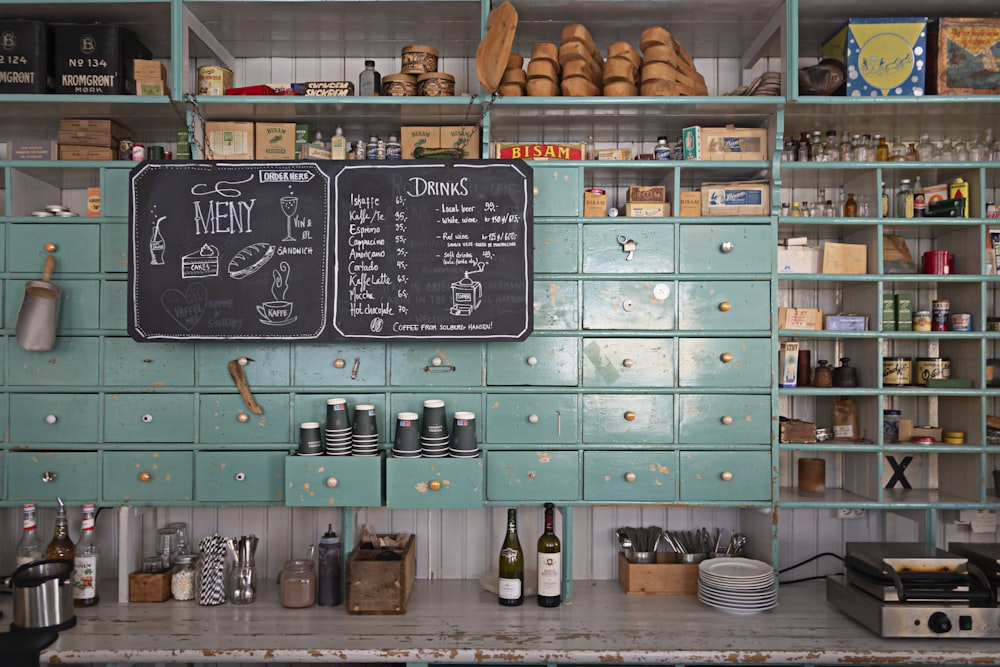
[536, 452, 552, 463]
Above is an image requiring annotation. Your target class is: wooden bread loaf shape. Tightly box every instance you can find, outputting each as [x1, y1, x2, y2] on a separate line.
[501, 67, 528, 85]
[603, 57, 639, 84]
[530, 42, 559, 65]
[603, 80, 639, 97]
[607, 41, 642, 70]
[560, 23, 603, 63]
[499, 82, 525, 96]
[561, 59, 593, 82]
[558, 41, 603, 82]
[560, 77, 601, 97]
[640, 25, 697, 72]
[526, 78, 560, 96]
[527, 58, 560, 82]
[507, 52, 524, 69]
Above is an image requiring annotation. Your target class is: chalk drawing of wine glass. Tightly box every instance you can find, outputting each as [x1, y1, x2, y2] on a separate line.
[280, 196, 298, 242]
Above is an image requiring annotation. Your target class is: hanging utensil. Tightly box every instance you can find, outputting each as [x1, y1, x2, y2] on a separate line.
[15, 252, 62, 352]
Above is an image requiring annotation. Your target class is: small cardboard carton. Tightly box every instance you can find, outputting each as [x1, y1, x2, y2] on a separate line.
[822, 17, 928, 96]
[778, 307, 823, 331]
[777, 245, 822, 273]
[678, 191, 701, 217]
[929, 18, 1000, 95]
[626, 185, 666, 203]
[682, 125, 769, 161]
[583, 190, 607, 217]
[254, 122, 297, 159]
[624, 202, 669, 217]
[822, 242, 868, 274]
[204, 121, 254, 159]
[700, 180, 769, 216]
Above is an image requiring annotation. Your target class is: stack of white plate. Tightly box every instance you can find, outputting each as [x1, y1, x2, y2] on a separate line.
[697, 557, 777, 615]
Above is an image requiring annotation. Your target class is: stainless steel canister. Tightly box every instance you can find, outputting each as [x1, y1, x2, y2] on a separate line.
[10, 559, 76, 631]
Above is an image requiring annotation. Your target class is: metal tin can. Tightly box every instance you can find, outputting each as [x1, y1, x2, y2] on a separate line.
[988, 317, 1000, 331]
[131, 142, 145, 161]
[988, 359, 1000, 386]
[882, 357, 912, 386]
[914, 357, 950, 386]
[198, 65, 234, 96]
[949, 177, 970, 217]
[943, 431, 965, 445]
[950, 313, 972, 331]
[883, 409, 902, 442]
[147, 145, 165, 160]
[913, 310, 932, 331]
[932, 299, 950, 331]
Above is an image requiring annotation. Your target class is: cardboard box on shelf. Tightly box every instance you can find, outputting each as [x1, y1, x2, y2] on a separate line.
[780, 341, 800, 388]
[87, 187, 101, 217]
[128, 571, 171, 602]
[777, 245, 822, 273]
[440, 125, 481, 158]
[133, 59, 166, 81]
[682, 125, 768, 161]
[58, 145, 117, 160]
[626, 186, 666, 203]
[11, 140, 57, 160]
[204, 121, 254, 159]
[59, 118, 130, 139]
[825, 314, 868, 331]
[883, 293, 897, 331]
[135, 79, 168, 96]
[583, 190, 607, 217]
[822, 242, 867, 274]
[597, 147, 632, 161]
[624, 202, 669, 217]
[822, 17, 928, 96]
[778, 307, 823, 331]
[493, 142, 586, 160]
[700, 180, 769, 216]
[0, 19, 52, 94]
[678, 191, 701, 217]
[929, 18, 1000, 95]
[400, 126, 481, 159]
[254, 122, 297, 159]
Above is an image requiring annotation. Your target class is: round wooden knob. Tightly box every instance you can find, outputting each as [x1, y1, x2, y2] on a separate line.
[623, 358, 634, 368]
[237, 412, 250, 423]
[624, 410, 636, 422]
[334, 358, 346, 369]
[41, 471, 56, 483]
[624, 472, 637, 482]
[429, 480, 442, 491]
[45, 414, 58, 424]
[44, 242, 57, 253]
[533, 186, 540, 197]
[528, 414, 539, 424]
[721, 471, 733, 481]
[326, 477, 338, 488]
[721, 415, 733, 425]
[719, 301, 731, 312]
[527, 471, 537, 480]
[527, 355, 538, 366]
[721, 352, 733, 363]
[139, 471, 152, 482]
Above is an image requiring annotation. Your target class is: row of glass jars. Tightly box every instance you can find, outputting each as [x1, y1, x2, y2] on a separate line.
[782, 129, 998, 163]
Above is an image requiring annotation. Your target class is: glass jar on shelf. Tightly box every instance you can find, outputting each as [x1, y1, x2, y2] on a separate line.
[279, 559, 316, 608]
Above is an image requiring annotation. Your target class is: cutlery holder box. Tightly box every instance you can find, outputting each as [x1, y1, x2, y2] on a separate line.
[346, 534, 416, 614]
[617, 552, 699, 595]
[129, 571, 172, 602]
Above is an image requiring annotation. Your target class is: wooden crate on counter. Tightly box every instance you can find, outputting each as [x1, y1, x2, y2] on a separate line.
[129, 571, 171, 602]
[346, 534, 416, 614]
[617, 552, 699, 595]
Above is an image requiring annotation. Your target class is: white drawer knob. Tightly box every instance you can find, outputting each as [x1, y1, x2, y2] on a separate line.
[142, 413, 154, 423]
[326, 477, 338, 488]
[721, 415, 733, 425]
[431, 357, 443, 366]
[235, 472, 246, 482]
[237, 412, 250, 423]
[45, 414, 57, 424]
[528, 414, 539, 424]
[622, 358, 634, 368]
[624, 472, 637, 483]
[721, 471, 733, 482]
[720, 241, 734, 253]
[527, 355, 538, 366]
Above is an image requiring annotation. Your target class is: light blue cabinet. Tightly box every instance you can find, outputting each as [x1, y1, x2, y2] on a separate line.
[583, 451, 677, 502]
[105, 393, 195, 443]
[9, 393, 100, 444]
[385, 457, 483, 509]
[487, 336, 579, 386]
[285, 455, 383, 507]
[679, 451, 771, 502]
[103, 451, 194, 504]
[532, 166, 582, 217]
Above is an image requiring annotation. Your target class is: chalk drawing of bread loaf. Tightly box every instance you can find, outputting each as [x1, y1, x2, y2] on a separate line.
[228, 242, 276, 279]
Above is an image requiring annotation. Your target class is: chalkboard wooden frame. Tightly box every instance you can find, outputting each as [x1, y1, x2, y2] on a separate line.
[128, 159, 533, 342]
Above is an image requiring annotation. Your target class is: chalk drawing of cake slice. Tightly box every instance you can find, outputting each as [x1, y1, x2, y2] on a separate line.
[181, 244, 220, 279]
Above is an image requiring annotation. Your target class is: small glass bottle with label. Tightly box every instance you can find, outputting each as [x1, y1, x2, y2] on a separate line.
[358, 59, 381, 96]
[653, 136, 670, 160]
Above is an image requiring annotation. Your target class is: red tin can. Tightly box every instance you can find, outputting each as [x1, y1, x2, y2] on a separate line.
[923, 250, 954, 274]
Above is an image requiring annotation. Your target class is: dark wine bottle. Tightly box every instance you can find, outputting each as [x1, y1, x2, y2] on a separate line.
[497, 508, 523, 606]
[536, 502, 561, 607]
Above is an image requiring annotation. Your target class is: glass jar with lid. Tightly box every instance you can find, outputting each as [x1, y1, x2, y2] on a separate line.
[280, 559, 316, 608]
[171, 554, 199, 601]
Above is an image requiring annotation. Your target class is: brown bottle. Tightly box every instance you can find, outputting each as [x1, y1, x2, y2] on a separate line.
[843, 193, 859, 217]
[875, 135, 889, 161]
[44, 498, 75, 565]
[813, 360, 834, 388]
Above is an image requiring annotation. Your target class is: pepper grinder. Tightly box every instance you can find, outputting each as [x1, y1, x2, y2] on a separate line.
[317, 524, 342, 606]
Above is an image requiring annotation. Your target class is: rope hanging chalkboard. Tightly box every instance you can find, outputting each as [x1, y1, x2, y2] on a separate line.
[128, 160, 533, 342]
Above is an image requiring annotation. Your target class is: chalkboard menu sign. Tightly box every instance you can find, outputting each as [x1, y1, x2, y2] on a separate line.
[129, 160, 533, 342]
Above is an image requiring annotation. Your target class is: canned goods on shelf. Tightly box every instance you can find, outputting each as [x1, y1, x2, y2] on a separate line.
[950, 313, 972, 331]
[914, 357, 950, 386]
[132, 143, 146, 161]
[882, 357, 911, 386]
[943, 431, 965, 445]
[913, 310, 932, 332]
[932, 299, 950, 332]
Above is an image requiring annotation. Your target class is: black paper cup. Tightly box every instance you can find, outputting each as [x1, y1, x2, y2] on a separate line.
[299, 421, 323, 455]
[449, 411, 477, 451]
[353, 404, 378, 437]
[395, 412, 421, 452]
[326, 398, 350, 430]
[422, 399, 448, 439]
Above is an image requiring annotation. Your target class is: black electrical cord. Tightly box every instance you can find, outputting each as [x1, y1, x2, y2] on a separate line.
[777, 551, 844, 585]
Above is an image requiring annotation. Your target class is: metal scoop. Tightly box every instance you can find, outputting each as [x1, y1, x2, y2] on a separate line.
[15, 253, 61, 352]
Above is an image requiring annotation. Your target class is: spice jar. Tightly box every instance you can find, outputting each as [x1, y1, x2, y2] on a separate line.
[814, 359, 833, 387]
[280, 559, 316, 608]
[171, 554, 198, 601]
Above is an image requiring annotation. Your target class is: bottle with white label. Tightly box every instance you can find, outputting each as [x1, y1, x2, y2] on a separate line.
[73, 503, 99, 607]
[497, 508, 523, 606]
[536, 502, 561, 607]
[331, 126, 348, 160]
[15, 503, 44, 568]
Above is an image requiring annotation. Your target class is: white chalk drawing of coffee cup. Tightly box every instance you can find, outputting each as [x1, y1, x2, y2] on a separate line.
[257, 261, 297, 325]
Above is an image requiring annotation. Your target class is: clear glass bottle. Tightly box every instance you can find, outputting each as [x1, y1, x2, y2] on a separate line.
[895, 178, 914, 218]
[809, 131, 823, 161]
[44, 498, 74, 564]
[837, 187, 848, 216]
[824, 130, 840, 161]
[969, 133, 986, 162]
[790, 201, 801, 217]
[354, 139, 366, 160]
[889, 136, 907, 161]
[881, 181, 889, 218]
[73, 503, 99, 607]
[585, 134, 596, 161]
[171, 554, 198, 601]
[670, 136, 684, 160]
[839, 133, 854, 162]
[781, 140, 796, 162]
[857, 134, 874, 161]
[797, 131, 811, 162]
[536, 503, 561, 608]
[916, 133, 936, 161]
[15, 503, 44, 568]
[386, 134, 401, 160]
[822, 199, 836, 217]
[906, 142, 919, 162]
[358, 59, 381, 96]
[280, 559, 316, 608]
[497, 508, 524, 606]
[331, 126, 348, 160]
[937, 139, 955, 162]
[955, 136, 970, 162]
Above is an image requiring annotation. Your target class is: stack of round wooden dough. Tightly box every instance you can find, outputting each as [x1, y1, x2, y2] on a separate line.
[639, 26, 708, 96]
[499, 52, 527, 96]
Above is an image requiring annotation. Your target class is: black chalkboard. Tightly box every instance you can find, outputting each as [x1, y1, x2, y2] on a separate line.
[128, 160, 533, 342]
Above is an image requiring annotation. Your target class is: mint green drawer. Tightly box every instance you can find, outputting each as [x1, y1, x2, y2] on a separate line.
[103, 337, 195, 386]
[7, 451, 99, 502]
[534, 223, 579, 273]
[7, 336, 99, 385]
[285, 455, 382, 507]
[103, 451, 194, 503]
[195, 343, 291, 386]
[582, 281, 673, 330]
[105, 393, 195, 443]
[5, 279, 100, 331]
[583, 451, 677, 502]
[487, 336, 578, 386]
[7, 224, 100, 272]
[294, 343, 386, 386]
[199, 394, 290, 444]
[677, 281, 770, 331]
[389, 343, 483, 386]
[294, 393, 386, 435]
[386, 458, 483, 509]
[534, 280, 578, 330]
[100, 280, 127, 331]
[195, 451, 286, 503]
[582, 338, 674, 388]
[582, 394, 673, 445]
[582, 223, 674, 274]
[678, 338, 772, 388]
[533, 165, 581, 217]
[389, 393, 481, 442]
[679, 450, 771, 502]
[101, 222, 128, 272]
[486, 393, 579, 445]
[678, 394, 771, 445]
[678, 225, 771, 274]
[0, 225, 5, 271]
[486, 450, 580, 501]
[102, 167, 132, 218]
[9, 393, 99, 443]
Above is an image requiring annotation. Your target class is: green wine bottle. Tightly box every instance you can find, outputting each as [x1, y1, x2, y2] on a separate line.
[536, 502, 561, 607]
[498, 508, 523, 606]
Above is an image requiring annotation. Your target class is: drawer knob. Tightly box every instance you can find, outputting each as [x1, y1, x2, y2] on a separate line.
[721, 352, 733, 363]
[429, 480, 442, 491]
[622, 358, 634, 368]
[139, 471, 152, 482]
[431, 356, 443, 367]
[235, 472, 247, 482]
[237, 412, 250, 423]
[624, 410, 636, 422]
[720, 241, 734, 254]
[44, 242, 57, 253]
[41, 471, 57, 483]
[142, 413, 154, 423]
[719, 301, 731, 312]
[326, 477, 338, 488]
[721, 471, 733, 482]
[721, 415, 733, 425]
[334, 358, 346, 369]
[528, 414, 539, 424]
[624, 472, 637, 483]
[45, 414, 58, 425]
[527, 355, 538, 366]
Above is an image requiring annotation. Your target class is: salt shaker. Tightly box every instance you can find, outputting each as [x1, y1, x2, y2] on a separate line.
[317, 524, 342, 606]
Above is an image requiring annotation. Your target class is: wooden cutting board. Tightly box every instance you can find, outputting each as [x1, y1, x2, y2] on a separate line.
[476, 1, 518, 93]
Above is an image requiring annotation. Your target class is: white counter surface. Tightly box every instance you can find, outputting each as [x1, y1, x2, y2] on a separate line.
[6, 579, 1000, 664]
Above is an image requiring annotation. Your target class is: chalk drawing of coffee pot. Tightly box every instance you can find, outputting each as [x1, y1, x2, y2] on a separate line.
[256, 261, 297, 325]
[450, 261, 485, 316]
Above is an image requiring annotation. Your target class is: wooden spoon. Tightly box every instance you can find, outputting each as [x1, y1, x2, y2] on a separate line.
[475, 1, 518, 93]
